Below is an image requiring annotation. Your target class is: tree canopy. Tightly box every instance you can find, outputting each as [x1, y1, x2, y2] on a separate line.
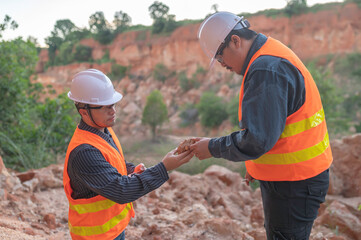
[142, 90, 168, 140]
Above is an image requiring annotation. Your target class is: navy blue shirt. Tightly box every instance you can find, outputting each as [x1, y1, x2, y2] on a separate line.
[209, 34, 306, 161]
[67, 120, 169, 204]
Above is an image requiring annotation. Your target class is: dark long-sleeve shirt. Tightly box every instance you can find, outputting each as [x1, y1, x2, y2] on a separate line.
[67, 120, 169, 204]
[209, 34, 306, 161]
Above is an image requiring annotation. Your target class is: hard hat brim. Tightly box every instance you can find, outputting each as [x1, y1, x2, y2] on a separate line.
[68, 91, 123, 106]
[209, 57, 216, 70]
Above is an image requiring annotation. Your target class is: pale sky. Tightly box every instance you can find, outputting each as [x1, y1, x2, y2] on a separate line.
[1, 0, 341, 47]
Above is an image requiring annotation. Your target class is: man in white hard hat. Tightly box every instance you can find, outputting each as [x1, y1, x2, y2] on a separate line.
[191, 12, 332, 239]
[63, 69, 194, 240]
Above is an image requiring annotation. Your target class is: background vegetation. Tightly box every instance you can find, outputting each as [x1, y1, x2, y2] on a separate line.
[1, 0, 360, 175]
[0, 16, 77, 171]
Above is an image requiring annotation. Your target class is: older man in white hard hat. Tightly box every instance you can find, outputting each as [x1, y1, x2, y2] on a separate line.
[191, 12, 332, 239]
[63, 69, 194, 240]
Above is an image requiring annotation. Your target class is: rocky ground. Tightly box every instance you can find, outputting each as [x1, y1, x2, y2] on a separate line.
[0, 134, 361, 240]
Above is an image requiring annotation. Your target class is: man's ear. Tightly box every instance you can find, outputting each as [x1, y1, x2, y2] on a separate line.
[78, 109, 88, 118]
[231, 35, 241, 48]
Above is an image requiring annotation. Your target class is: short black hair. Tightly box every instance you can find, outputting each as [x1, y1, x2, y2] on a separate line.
[224, 28, 257, 45]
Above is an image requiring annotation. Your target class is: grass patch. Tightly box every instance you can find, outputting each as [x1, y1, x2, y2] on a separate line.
[122, 137, 260, 190]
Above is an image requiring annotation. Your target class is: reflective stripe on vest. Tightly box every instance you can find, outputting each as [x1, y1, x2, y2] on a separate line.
[63, 127, 134, 239]
[69, 203, 132, 236]
[240, 37, 333, 181]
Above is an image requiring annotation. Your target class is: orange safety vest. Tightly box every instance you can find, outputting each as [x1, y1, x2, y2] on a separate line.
[63, 127, 135, 240]
[239, 37, 333, 181]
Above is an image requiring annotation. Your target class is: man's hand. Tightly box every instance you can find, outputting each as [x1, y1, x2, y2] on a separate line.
[189, 137, 212, 160]
[128, 163, 146, 177]
[245, 170, 255, 186]
[162, 148, 194, 171]
[134, 163, 146, 173]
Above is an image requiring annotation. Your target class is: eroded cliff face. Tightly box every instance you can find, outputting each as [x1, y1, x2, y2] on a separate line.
[33, 3, 361, 137]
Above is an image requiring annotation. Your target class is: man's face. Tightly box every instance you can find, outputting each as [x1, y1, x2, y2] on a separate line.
[215, 35, 245, 75]
[81, 104, 117, 128]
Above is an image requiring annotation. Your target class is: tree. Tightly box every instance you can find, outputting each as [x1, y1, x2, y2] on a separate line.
[211, 4, 219, 13]
[45, 19, 76, 65]
[89, 11, 113, 44]
[1, 19, 77, 170]
[197, 92, 228, 128]
[163, 14, 179, 33]
[149, 1, 177, 34]
[142, 90, 168, 140]
[148, 1, 169, 20]
[113, 11, 131, 34]
[52, 19, 76, 40]
[89, 11, 108, 32]
[284, 0, 308, 17]
[0, 15, 18, 38]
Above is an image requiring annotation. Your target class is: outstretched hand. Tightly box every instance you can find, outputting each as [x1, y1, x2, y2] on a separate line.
[189, 137, 212, 160]
[162, 148, 194, 171]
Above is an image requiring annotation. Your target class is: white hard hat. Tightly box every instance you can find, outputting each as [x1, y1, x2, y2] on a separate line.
[198, 12, 249, 68]
[68, 69, 123, 105]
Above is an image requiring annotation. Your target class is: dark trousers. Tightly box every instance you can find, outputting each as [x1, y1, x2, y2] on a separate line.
[260, 169, 329, 240]
[114, 231, 125, 240]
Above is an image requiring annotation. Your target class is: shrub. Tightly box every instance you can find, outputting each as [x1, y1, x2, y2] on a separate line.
[153, 63, 173, 82]
[178, 71, 197, 91]
[0, 36, 77, 171]
[110, 64, 128, 80]
[55, 41, 74, 65]
[197, 92, 228, 128]
[73, 44, 92, 62]
[227, 96, 240, 127]
[307, 63, 349, 137]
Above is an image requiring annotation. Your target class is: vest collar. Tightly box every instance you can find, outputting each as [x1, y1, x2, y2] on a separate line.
[240, 33, 268, 75]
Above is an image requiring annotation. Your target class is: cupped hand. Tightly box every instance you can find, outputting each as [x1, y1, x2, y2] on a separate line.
[162, 148, 194, 171]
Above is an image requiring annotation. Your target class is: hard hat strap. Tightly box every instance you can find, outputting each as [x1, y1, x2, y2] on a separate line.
[83, 104, 104, 128]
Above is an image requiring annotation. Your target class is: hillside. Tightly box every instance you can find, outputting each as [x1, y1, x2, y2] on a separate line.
[1, 3, 361, 239]
[32, 3, 361, 139]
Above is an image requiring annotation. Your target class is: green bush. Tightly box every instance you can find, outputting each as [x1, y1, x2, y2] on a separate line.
[73, 44, 92, 62]
[227, 96, 240, 126]
[178, 71, 199, 91]
[55, 41, 74, 65]
[197, 92, 228, 128]
[0, 35, 77, 171]
[307, 62, 349, 137]
[110, 64, 128, 80]
[178, 67, 204, 91]
[152, 18, 166, 34]
[153, 63, 173, 82]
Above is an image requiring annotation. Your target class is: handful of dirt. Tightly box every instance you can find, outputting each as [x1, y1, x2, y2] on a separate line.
[176, 139, 197, 154]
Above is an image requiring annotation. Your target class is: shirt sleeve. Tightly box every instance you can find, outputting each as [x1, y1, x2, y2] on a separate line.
[70, 146, 169, 204]
[209, 56, 305, 161]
